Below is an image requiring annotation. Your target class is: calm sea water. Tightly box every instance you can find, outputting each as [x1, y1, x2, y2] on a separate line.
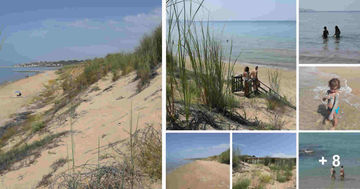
[0, 67, 56, 85]
[166, 158, 194, 173]
[170, 21, 296, 69]
[300, 12, 360, 63]
[299, 133, 360, 188]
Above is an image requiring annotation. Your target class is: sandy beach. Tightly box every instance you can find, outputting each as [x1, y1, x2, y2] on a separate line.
[0, 71, 57, 125]
[0, 68, 162, 188]
[166, 160, 229, 189]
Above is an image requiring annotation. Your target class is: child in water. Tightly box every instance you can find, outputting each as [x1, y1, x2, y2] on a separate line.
[340, 166, 345, 180]
[330, 166, 336, 180]
[322, 78, 340, 128]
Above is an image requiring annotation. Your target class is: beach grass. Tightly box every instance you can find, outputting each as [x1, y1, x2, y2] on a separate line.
[166, 0, 239, 128]
[233, 179, 250, 189]
[0, 132, 67, 173]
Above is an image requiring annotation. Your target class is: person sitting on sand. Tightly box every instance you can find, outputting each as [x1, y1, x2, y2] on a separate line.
[323, 26, 329, 39]
[334, 26, 341, 39]
[340, 165, 345, 180]
[243, 66, 251, 97]
[250, 66, 259, 94]
[330, 166, 336, 180]
[322, 78, 340, 128]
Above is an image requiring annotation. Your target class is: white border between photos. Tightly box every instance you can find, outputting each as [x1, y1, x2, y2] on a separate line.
[161, 0, 360, 188]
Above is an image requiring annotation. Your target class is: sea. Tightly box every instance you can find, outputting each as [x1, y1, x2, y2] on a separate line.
[170, 20, 296, 69]
[299, 133, 360, 189]
[166, 158, 194, 173]
[0, 67, 56, 85]
[300, 11, 360, 63]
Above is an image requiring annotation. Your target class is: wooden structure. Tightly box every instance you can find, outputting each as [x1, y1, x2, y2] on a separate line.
[231, 75, 295, 109]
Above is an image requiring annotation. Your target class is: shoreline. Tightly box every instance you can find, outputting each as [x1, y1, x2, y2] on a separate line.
[0, 67, 58, 86]
[0, 70, 57, 125]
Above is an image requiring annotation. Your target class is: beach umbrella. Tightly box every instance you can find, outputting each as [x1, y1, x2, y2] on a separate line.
[15, 91, 22, 96]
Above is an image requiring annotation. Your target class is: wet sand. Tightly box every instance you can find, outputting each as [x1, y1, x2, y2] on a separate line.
[167, 160, 230, 189]
[300, 67, 360, 130]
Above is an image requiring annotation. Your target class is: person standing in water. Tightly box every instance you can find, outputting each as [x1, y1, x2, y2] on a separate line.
[322, 78, 340, 128]
[323, 26, 329, 39]
[330, 166, 336, 180]
[340, 166, 345, 180]
[334, 26, 341, 39]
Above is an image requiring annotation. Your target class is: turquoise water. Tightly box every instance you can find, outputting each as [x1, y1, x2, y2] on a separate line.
[300, 12, 360, 63]
[299, 133, 360, 188]
[170, 21, 296, 69]
[0, 67, 55, 85]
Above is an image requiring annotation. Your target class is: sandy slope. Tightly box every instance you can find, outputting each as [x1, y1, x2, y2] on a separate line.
[0, 71, 57, 125]
[0, 68, 162, 188]
[167, 160, 230, 189]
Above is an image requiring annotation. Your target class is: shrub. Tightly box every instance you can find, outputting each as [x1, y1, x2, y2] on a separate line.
[233, 179, 250, 189]
[32, 121, 45, 133]
[219, 149, 230, 164]
[259, 174, 272, 184]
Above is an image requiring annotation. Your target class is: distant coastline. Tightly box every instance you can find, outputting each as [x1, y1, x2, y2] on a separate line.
[300, 8, 360, 13]
[14, 59, 83, 68]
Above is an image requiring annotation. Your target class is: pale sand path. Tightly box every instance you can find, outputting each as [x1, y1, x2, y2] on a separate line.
[167, 160, 230, 189]
[0, 68, 162, 188]
[0, 71, 57, 125]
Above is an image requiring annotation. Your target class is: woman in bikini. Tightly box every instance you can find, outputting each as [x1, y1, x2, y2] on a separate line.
[243, 66, 251, 97]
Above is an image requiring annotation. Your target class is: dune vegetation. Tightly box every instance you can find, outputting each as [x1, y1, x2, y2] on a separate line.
[166, 0, 294, 130]
[0, 25, 162, 188]
[232, 148, 296, 189]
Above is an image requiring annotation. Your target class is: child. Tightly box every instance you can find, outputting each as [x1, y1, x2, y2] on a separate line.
[322, 78, 340, 128]
[340, 166, 345, 180]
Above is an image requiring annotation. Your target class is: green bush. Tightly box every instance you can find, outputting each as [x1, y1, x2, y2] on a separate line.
[233, 179, 250, 189]
[219, 149, 230, 164]
[32, 121, 45, 133]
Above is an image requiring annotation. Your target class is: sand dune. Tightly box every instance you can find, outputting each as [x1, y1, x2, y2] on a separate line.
[0, 68, 162, 188]
[167, 160, 230, 189]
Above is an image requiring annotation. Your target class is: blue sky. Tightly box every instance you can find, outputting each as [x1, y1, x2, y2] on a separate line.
[0, 0, 161, 65]
[300, 0, 360, 11]
[166, 133, 229, 160]
[233, 133, 296, 158]
[193, 0, 295, 21]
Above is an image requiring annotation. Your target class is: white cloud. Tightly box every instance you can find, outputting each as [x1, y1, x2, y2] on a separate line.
[271, 153, 295, 158]
[67, 19, 101, 29]
[30, 30, 48, 38]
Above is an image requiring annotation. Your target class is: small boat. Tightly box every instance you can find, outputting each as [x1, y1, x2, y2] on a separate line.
[304, 149, 314, 154]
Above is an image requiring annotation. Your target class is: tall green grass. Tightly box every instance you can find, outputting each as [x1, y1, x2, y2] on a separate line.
[166, 0, 238, 126]
[60, 25, 161, 98]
